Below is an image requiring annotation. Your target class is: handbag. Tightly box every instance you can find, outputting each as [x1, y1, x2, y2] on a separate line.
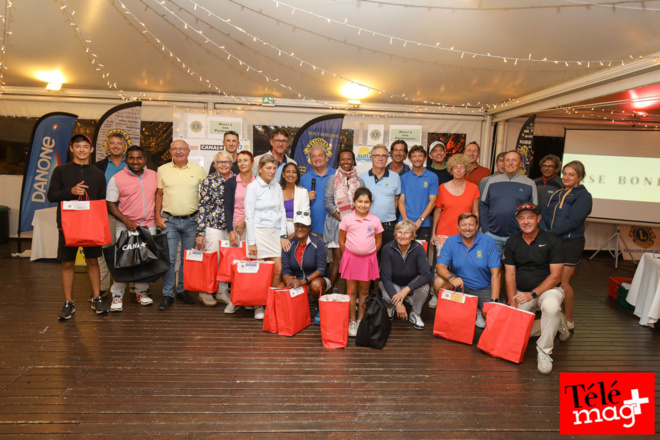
[102, 232, 170, 283]
[356, 291, 392, 349]
[183, 250, 219, 293]
[319, 293, 350, 349]
[433, 287, 479, 345]
[217, 240, 247, 282]
[115, 227, 158, 268]
[477, 301, 536, 364]
[274, 286, 311, 337]
[60, 193, 111, 247]
[230, 260, 274, 306]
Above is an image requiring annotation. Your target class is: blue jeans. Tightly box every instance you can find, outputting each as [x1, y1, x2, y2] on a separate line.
[484, 231, 509, 258]
[161, 213, 197, 297]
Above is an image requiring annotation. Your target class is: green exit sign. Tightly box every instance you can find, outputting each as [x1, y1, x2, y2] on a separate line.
[261, 97, 275, 106]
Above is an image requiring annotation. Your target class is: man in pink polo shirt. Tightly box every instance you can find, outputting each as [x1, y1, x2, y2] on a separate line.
[106, 146, 159, 311]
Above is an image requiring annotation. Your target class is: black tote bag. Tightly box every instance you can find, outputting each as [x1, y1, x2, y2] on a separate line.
[115, 227, 158, 268]
[102, 232, 170, 283]
[356, 291, 392, 349]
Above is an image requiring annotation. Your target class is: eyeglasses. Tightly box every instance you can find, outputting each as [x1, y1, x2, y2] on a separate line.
[216, 161, 231, 165]
[371, 154, 388, 159]
[396, 230, 413, 236]
[296, 211, 310, 216]
[541, 164, 556, 169]
[272, 139, 289, 144]
[170, 147, 188, 152]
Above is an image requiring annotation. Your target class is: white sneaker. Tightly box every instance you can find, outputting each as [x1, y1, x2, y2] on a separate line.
[475, 308, 486, 328]
[537, 347, 553, 375]
[348, 320, 359, 337]
[409, 312, 424, 329]
[110, 297, 123, 312]
[198, 293, 217, 307]
[558, 312, 571, 342]
[215, 290, 231, 305]
[135, 292, 153, 306]
[224, 302, 239, 314]
[254, 306, 265, 320]
[429, 294, 438, 309]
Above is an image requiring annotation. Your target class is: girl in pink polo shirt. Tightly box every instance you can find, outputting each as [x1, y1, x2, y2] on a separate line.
[339, 187, 383, 337]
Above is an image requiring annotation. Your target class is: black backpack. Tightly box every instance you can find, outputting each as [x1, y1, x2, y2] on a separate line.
[356, 291, 392, 349]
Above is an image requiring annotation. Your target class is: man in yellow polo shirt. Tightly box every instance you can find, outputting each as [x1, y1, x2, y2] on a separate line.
[155, 139, 207, 311]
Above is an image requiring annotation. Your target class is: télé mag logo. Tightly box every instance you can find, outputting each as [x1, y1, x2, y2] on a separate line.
[560, 372, 655, 435]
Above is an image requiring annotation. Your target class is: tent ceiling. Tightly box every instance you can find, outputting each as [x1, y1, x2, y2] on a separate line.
[2, 0, 660, 121]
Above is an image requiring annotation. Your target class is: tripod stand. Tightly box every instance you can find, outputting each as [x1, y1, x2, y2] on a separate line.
[589, 224, 636, 269]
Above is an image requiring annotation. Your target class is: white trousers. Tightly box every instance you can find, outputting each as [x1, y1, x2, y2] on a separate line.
[517, 287, 565, 355]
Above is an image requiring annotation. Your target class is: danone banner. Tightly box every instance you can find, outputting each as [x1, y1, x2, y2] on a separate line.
[18, 112, 78, 233]
[93, 102, 142, 162]
[291, 114, 344, 174]
[515, 115, 536, 175]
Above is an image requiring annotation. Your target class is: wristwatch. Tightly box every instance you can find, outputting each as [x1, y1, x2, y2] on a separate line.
[304, 277, 310, 285]
[447, 275, 454, 281]
[419, 217, 425, 222]
[530, 291, 538, 299]
[280, 234, 288, 239]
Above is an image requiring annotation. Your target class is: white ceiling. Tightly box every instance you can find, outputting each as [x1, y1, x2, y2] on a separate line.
[2, 0, 660, 119]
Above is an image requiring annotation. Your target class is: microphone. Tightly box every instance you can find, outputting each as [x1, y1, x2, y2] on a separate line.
[311, 178, 316, 192]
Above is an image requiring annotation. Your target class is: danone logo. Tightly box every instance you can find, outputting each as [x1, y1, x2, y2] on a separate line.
[560, 373, 655, 435]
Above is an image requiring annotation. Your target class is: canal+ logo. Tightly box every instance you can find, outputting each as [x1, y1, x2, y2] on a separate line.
[560, 373, 655, 435]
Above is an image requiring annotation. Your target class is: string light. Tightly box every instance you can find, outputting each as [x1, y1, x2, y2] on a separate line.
[0, 0, 13, 96]
[59, 0, 128, 100]
[266, 0, 645, 67]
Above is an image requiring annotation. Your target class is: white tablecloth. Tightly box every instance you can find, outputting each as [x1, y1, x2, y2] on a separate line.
[626, 253, 660, 327]
[30, 207, 58, 260]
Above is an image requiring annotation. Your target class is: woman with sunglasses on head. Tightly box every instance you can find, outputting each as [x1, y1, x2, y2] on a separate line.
[540, 160, 592, 332]
[323, 149, 364, 294]
[279, 162, 310, 239]
[195, 151, 235, 307]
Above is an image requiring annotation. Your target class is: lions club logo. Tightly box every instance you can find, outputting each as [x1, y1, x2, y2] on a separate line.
[369, 129, 382, 141]
[476, 250, 483, 258]
[303, 138, 332, 164]
[189, 120, 203, 133]
[423, 181, 429, 188]
[629, 226, 655, 248]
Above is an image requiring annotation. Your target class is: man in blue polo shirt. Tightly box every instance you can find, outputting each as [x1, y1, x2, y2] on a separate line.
[359, 144, 401, 246]
[435, 212, 501, 328]
[399, 145, 438, 243]
[300, 145, 336, 236]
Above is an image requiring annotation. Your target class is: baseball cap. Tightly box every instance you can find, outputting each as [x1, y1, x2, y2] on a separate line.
[515, 203, 539, 216]
[70, 133, 92, 145]
[429, 141, 446, 153]
[293, 211, 311, 226]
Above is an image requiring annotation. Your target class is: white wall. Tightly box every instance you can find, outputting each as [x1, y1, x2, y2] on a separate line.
[0, 175, 31, 238]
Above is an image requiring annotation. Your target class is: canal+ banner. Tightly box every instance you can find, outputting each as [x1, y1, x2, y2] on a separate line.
[18, 112, 78, 233]
[291, 114, 344, 174]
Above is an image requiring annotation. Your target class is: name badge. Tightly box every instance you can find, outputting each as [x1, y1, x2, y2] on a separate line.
[441, 290, 465, 304]
[289, 286, 305, 298]
[185, 250, 203, 262]
[62, 201, 90, 211]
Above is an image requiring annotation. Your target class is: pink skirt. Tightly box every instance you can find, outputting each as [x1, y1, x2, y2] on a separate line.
[340, 249, 379, 282]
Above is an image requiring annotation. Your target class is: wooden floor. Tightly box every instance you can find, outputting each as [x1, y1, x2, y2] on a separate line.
[0, 240, 658, 439]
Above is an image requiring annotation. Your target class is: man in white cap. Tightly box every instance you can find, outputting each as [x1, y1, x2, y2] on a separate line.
[427, 141, 452, 186]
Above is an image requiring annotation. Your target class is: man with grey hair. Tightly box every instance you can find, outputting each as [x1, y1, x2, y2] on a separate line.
[479, 150, 537, 255]
[534, 154, 563, 210]
[478, 151, 507, 196]
[154, 139, 207, 311]
[360, 144, 402, 246]
[300, 145, 335, 236]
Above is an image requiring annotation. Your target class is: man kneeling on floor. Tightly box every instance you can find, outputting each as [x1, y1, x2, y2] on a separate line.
[504, 204, 571, 375]
[434, 213, 501, 328]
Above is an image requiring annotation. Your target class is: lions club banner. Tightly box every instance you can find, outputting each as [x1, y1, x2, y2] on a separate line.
[18, 112, 78, 233]
[93, 102, 142, 162]
[291, 114, 344, 174]
[515, 115, 536, 175]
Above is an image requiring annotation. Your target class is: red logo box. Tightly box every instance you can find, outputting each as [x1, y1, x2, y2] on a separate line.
[560, 373, 655, 435]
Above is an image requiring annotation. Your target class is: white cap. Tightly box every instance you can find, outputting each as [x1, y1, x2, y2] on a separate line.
[293, 212, 311, 226]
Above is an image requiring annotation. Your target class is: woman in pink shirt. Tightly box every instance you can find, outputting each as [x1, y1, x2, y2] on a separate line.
[339, 187, 383, 337]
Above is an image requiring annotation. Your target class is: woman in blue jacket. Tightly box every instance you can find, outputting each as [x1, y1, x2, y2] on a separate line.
[541, 160, 592, 331]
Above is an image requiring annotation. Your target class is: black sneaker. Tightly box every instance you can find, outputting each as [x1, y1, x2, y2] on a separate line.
[89, 290, 108, 303]
[91, 296, 108, 315]
[58, 301, 75, 320]
[176, 291, 195, 305]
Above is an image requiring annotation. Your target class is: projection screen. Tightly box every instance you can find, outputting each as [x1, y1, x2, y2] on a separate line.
[562, 129, 660, 225]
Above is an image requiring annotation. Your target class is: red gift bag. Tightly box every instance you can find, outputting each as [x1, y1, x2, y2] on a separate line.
[263, 287, 279, 334]
[319, 294, 350, 349]
[230, 260, 274, 306]
[61, 197, 111, 247]
[183, 250, 219, 293]
[477, 301, 536, 364]
[433, 288, 479, 345]
[274, 286, 311, 337]
[217, 240, 247, 282]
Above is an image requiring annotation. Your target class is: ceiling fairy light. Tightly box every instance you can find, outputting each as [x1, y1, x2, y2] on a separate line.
[0, 0, 13, 96]
[269, 0, 647, 67]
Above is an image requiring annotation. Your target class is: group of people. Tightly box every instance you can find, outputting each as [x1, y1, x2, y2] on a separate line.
[48, 128, 593, 375]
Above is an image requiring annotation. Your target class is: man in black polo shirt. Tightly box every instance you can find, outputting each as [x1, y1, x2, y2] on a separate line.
[503, 203, 570, 375]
